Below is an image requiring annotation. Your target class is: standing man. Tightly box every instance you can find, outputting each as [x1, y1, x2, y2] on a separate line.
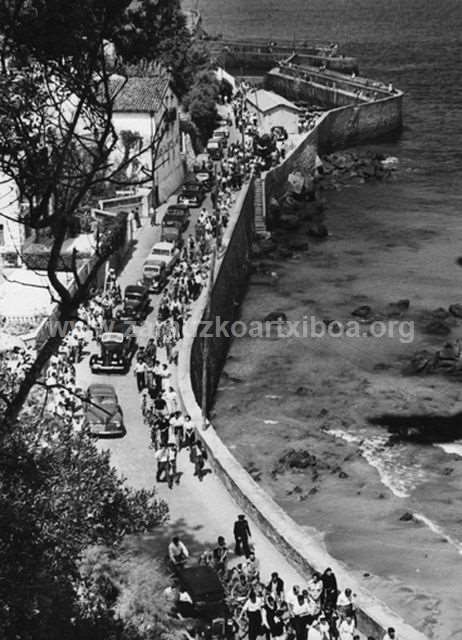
[233, 514, 252, 557]
[133, 207, 141, 228]
[134, 358, 147, 392]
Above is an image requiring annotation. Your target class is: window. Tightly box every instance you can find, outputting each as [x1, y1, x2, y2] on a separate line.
[0, 224, 4, 246]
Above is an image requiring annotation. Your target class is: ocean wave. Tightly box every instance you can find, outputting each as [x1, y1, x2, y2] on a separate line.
[435, 441, 462, 457]
[327, 429, 427, 498]
[412, 512, 462, 555]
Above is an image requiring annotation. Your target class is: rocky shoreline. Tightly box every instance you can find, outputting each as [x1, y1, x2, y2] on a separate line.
[213, 171, 462, 639]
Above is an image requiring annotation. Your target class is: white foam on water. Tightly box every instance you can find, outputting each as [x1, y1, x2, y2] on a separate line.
[263, 419, 279, 425]
[435, 441, 462, 457]
[413, 512, 462, 555]
[327, 429, 427, 498]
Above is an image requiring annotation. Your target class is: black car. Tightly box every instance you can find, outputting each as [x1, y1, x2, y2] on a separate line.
[177, 183, 205, 208]
[89, 321, 137, 373]
[163, 204, 191, 232]
[175, 565, 226, 620]
[84, 383, 125, 437]
[119, 285, 150, 322]
[193, 167, 214, 191]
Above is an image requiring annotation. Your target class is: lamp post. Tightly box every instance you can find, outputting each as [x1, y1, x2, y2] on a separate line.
[149, 109, 157, 225]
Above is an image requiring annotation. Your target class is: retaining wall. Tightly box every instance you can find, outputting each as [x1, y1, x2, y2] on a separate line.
[190, 178, 255, 409]
[266, 68, 403, 150]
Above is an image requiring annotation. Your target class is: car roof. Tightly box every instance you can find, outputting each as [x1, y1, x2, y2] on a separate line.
[88, 383, 116, 395]
[177, 565, 225, 599]
[110, 320, 133, 334]
[125, 285, 146, 294]
[151, 241, 174, 251]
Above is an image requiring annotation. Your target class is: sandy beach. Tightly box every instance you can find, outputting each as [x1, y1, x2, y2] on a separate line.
[212, 174, 462, 639]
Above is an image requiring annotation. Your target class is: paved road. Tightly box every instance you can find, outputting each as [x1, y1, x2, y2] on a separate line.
[75, 113, 308, 590]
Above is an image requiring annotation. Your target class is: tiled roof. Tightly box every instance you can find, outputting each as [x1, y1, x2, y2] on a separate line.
[112, 76, 170, 113]
[246, 89, 300, 114]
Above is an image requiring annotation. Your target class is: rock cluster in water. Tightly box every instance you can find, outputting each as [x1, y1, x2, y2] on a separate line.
[318, 150, 397, 190]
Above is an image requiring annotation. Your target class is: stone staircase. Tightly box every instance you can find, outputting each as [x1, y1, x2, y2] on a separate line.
[253, 177, 267, 235]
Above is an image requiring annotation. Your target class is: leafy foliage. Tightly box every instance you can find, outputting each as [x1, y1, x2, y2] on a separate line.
[183, 71, 220, 145]
[79, 542, 184, 640]
[0, 412, 168, 640]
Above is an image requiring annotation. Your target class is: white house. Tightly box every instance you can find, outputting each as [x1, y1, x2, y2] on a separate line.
[246, 89, 300, 135]
[111, 71, 184, 207]
[0, 175, 30, 268]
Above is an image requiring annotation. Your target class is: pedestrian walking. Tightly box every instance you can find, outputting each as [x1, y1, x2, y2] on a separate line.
[233, 513, 252, 557]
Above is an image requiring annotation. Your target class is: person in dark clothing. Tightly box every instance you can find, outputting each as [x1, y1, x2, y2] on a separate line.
[133, 207, 141, 228]
[233, 514, 252, 557]
[213, 536, 228, 576]
[321, 567, 338, 614]
[267, 572, 284, 601]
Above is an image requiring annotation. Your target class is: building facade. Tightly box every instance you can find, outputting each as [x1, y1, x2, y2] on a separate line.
[111, 71, 184, 207]
[246, 89, 300, 135]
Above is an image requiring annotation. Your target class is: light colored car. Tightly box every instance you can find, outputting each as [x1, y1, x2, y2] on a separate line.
[150, 241, 179, 270]
[213, 125, 230, 139]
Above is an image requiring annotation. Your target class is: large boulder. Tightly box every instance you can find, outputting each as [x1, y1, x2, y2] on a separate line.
[352, 305, 373, 319]
[449, 304, 462, 318]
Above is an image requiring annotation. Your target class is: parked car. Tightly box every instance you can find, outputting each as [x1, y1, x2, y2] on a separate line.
[177, 182, 205, 207]
[175, 565, 226, 620]
[142, 257, 168, 293]
[163, 203, 190, 232]
[160, 219, 183, 247]
[206, 140, 222, 161]
[150, 241, 179, 271]
[212, 125, 229, 141]
[89, 321, 137, 373]
[119, 285, 150, 322]
[194, 167, 214, 191]
[84, 383, 125, 437]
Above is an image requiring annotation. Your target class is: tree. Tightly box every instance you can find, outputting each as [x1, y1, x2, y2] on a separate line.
[79, 542, 186, 640]
[183, 71, 220, 145]
[0, 407, 169, 640]
[0, 0, 171, 422]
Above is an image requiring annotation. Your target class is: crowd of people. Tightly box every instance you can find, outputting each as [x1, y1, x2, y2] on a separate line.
[298, 110, 323, 134]
[167, 514, 396, 640]
[45, 277, 123, 425]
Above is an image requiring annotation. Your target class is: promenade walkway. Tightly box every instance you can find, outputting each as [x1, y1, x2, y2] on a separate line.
[75, 189, 307, 590]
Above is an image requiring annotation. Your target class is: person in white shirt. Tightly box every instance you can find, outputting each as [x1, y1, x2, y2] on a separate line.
[337, 588, 355, 619]
[286, 585, 301, 618]
[168, 536, 189, 566]
[239, 590, 267, 640]
[338, 615, 355, 640]
[292, 594, 311, 640]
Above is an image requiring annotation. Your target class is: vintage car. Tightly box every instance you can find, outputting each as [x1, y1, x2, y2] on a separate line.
[212, 125, 229, 142]
[194, 167, 214, 191]
[206, 139, 223, 162]
[177, 182, 205, 207]
[163, 203, 191, 232]
[89, 321, 137, 373]
[119, 284, 150, 321]
[160, 219, 183, 247]
[142, 256, 168, 293]
[84, 383, 125, 437]
[175, 565, 226, 620]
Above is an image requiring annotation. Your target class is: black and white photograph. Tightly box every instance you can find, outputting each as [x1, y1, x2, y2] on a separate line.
[0, 1, 459, 639]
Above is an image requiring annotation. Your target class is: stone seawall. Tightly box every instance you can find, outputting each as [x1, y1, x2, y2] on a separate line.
[190, 178, 255, 410]
[266, 68, 403, 149]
